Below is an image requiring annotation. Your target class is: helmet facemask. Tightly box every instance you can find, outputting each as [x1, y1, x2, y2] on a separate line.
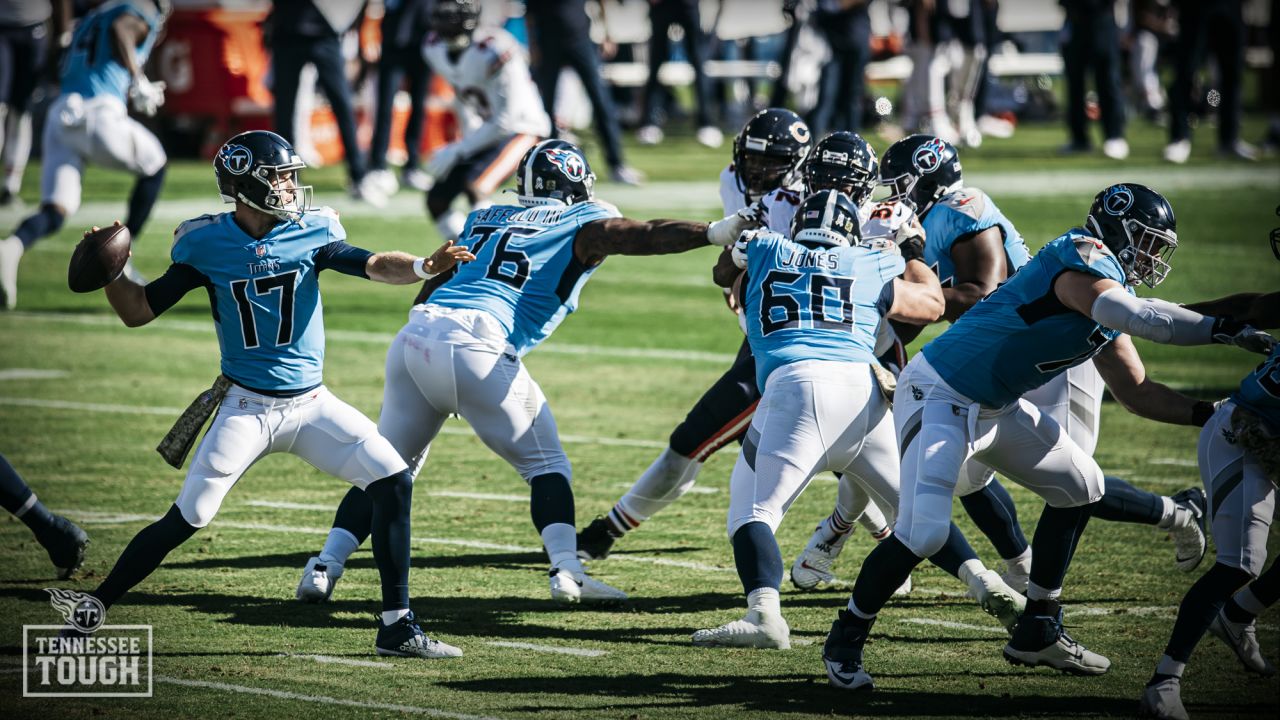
[806, 164, 875, 206]
[738, 153, 799, 201]
[1090, 214, 1178, 288]
[246, 163, 313, 220]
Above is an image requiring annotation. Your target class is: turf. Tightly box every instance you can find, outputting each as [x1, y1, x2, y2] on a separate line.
[0, 119, 1278, 719]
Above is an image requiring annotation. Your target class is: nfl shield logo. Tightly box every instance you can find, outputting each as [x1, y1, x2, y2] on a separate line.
[255, 245, 267, 257]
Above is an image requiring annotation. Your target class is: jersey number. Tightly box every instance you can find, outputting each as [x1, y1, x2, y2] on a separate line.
[1034, 327, 1109, 373]
[230, 271, 298, 349]
[468, 225, 534, 290]
[759, 270, 854, 335]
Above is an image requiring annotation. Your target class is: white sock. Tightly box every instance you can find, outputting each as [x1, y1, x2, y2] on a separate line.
[1155, 654, 1185, 678]
[1004, 547, 1032, 575]
[847, 598, 876, 620]
[381, 609, 410, 626]
[617, 448, 701, 521]
[1156, 496, 1177, 529]
[435, 210, 465, 242]
[958, 558, 988, 595]
[318, 528, 360, 574]
[1026, 581, 1061, 602]
[542, 523, 583, 576]
[1234, 586, 1267, 617]
[747, 587, 781, 616]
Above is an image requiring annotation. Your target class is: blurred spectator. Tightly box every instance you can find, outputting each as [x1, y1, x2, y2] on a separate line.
[268, 0, 385, 206]
[972, 0, 1015, 140]
[946, 0, 987, 147]
[1164, 0, 1254, 163]
[526, 0, 642, 184]
[367, 0, 434, 196]
[1126, 0, 1172, 121]
[807, 0, 871, 137]
[900, 0, 956, 141]
[1266, 0, 1280, 151]
[1059, 0, 1128, 159]
[637, 0, 721, 148]
[0, 0, 68, 206]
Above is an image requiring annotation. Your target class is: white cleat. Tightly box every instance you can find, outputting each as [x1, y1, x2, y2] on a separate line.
[1208, 609, 1276, 676]
[121, 258, 147, 285]
[548, 567, 627, 604]
[1139, 678, 1189, 720]
[352, 174, 389, 208]
[971, 570, 1026, 634]
[636, 125, 663, 145]
[1102, 137, 1130, 160]
[1163, 139, 1191, 165]
[296, 556, 341, 603]
[0, 234, 23, 310]
[366, 168, 399, 196]
[1004, 614, 1111, 675]
[892, 574, 913, 597]
[824, 656, 874, 691]
[401, 167, 434, 192]
[692, 609, 791, 650]
[696, 125, 724, 149]
[1169, 488, 1207, 572]
[790, 524, 850, 590]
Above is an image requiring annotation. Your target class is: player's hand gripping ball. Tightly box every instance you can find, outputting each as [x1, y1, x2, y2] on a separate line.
[68, 221, 131, 293]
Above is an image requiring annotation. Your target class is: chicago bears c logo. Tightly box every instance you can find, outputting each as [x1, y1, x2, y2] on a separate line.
[911, 138, 946, 174]
[1102, 184, 1134, 216]
[220, 144, 253, 175]
[544, 149, 586, 182]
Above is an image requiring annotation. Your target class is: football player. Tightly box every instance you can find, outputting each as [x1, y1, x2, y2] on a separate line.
[797, 135, 1208, 593]
[0, 452, 88, 578]
[822, 183, 1275, 689]
[1141, 288, 1280, 719]
[420, 0, 551, 244]
[295, 140, 756, 605]
[78, 130, 472, 659]
[0, 0, 169, 309]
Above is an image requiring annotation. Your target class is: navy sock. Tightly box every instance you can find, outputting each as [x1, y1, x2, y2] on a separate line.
[332, 485, 373, 544]
[125, 167, 166, 238]
[1028, 502, 1092, 593]
[732, 521, 783, 594]
[925, 522, 981, 578]
[366, 470, 414, 612]
[14, 205, 64, 248]
[959, 480, 1030, 560]
[94, 504, 199, 608]
[850, 534, 923, 617]
[0, 454, 58, 536]
[1092, 475, 1164, 525]
[1159, 563, 1253, 671]
[529, 473, 574, 532]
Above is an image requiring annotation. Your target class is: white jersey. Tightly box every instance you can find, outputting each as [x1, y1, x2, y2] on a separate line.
[423, 28, 551, 157]
[719, 164, 802, 234]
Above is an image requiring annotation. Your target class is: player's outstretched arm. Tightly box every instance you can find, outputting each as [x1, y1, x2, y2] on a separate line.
[1055, 271, 1277, 354]
[574, 218, 713, 267]
[944, 226, 1007, 322]
[712, 247, 741, 289]
[1093, 335, 1215, 427]
[103, 272, 154, 328]
[886, 259, 945, 325]
[1183, 291, 1280, 330]
[365, 241, 475, 285]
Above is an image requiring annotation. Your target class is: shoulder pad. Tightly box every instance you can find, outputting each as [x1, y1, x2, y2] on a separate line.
[309, 206, 341, 221]
[939, 188, 987, 220]
[584, 199, 622, 219]
[172, 213, 221, 248]
[1071, 234, 1112, 264]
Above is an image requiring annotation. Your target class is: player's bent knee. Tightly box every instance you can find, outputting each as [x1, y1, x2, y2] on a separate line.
[728, 511, 781, 539]
[899, 522, 949, 559]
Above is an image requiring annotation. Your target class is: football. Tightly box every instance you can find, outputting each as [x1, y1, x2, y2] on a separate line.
[68, 223, 132, 293]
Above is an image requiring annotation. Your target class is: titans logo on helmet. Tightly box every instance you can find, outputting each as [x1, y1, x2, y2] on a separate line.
[544, 149, 586, 182]
[220, 144, 253, 175]
[911, 138, 946, 174]
[1102, 184, 1134, 216]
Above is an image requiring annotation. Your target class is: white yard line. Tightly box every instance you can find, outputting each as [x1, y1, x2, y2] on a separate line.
[1148, 458, 1198, 468]
[280, 653, 395, 669]
[899, 618, 1007, 635]
[0, 369, 69, 381]
[486, 641, 606, 657]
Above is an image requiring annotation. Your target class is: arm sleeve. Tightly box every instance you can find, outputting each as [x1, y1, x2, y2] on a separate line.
[876, 278, 897, 317]
[313, 240, 373, 278]
[144, 263, 210, 317]
[1090, 286, 1214, 345]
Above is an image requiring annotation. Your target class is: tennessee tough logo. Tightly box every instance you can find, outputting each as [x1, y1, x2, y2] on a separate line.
[544, 148, 586, 182]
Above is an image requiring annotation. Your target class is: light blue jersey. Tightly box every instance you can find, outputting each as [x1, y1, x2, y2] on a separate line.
[170, 208, 350, 393]
[923, 187, 1031, 287]
[428, 201, 622, 355]
[922, 229, 1129, 407]
[61, 1, 162, 102]
[742, 232, 905, 390]
[1233, 345, 1280, 429]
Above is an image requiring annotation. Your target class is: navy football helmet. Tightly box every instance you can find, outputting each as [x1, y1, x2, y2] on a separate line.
[432, 0, 481, 50]
[732, 108, 811, 203]
[214, 130, 312, 220]
[802, 131, 879, 207]
[789, 190, 863, 249]
[515, 139, 595, 207]
[1085, 183, 1178, 288]
[878, 134, 962, 217]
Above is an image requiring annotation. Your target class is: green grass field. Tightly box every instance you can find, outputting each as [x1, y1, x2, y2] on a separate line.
[0, 121, 1278, 719]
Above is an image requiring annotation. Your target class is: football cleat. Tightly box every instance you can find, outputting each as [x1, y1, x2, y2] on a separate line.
[1003, 610, 1110, 675]
[375, 612, 462, 659]
[790, 523, 851, 590]
[1208, 609, 1276, 676]
[892, 574, 913, 597]
[576, 516, 620, 561]
[1169, 487, 1207, 572]
[822, 609, 874, 690]
[972, 570, 1026, 634]
[39, 514, 89, 580]
[296, 556, 340, 603]
[0, 234, 24, 310]
[549, 567, 627, 604]
[1139, 678, 1189, 720]
[692, 609, 791, 650]
[1000, 555, 1032, 595]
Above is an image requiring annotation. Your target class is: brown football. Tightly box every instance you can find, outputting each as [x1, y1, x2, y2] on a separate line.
[68, 223, 132, 293]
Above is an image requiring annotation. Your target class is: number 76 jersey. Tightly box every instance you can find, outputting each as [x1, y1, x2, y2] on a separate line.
[741, 232, 905, 392]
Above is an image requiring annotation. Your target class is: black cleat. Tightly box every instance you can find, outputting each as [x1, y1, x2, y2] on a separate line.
[39, 515, 89, 580]
[577, 516, 621, 560]
[1003, 609, 1110, 675]
[375, 611, 462, 659]
[822, 609, 875, 690]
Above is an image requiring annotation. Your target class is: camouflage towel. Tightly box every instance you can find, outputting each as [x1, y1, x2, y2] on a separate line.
[1232, 405, 1280, 488]
[156, 375, 232, 469]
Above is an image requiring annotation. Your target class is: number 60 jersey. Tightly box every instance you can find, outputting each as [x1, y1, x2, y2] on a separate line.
[740, 232, 905, 392]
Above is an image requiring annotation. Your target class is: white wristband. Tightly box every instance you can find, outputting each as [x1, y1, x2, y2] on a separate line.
[412, 258, 437, 280]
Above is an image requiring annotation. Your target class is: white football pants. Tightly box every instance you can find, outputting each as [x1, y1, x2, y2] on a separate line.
[1200, 401, 1275, 577]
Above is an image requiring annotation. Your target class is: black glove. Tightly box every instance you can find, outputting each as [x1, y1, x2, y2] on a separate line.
[1211, 317, 1278, 355]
